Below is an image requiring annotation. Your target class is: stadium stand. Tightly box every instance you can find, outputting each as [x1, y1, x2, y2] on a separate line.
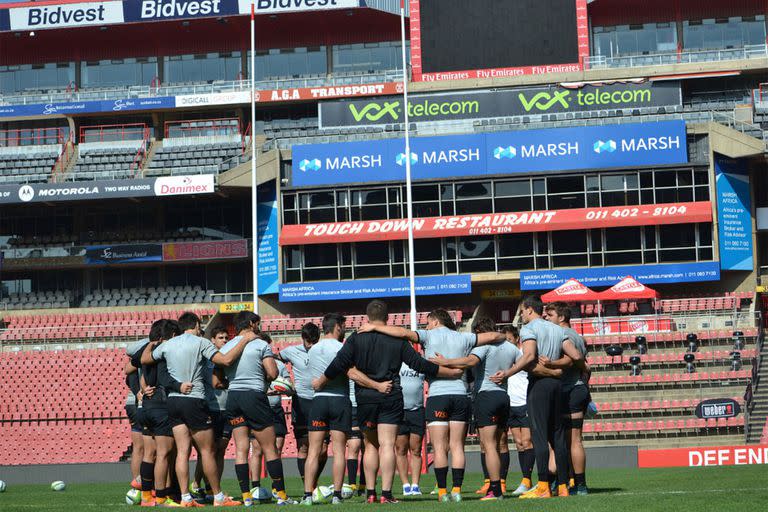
[2, 228, 207, 249]
[80, 286, 214, 308]
[0, 290, 73, 310]
[0, 145, 61, 184]
[145, 140, 245, 176]
[70, 144, 145, 181]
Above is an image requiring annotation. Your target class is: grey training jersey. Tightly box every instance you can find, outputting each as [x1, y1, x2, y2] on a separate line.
[471, 341, 523, 394]
[279, 344, 313, 400]
[416, 327, 477, 397]
[220, 335, 273, 392]
[152, 333, 218, 399]
[125, 338, 148, 406]
[204, 360, 228, 412]
[309, 338, 348, 398]
[519, 318, 567, 362]
[399, 363, 425, 410]
[562, 327, 588, 391]
[269, 360, 291, 408]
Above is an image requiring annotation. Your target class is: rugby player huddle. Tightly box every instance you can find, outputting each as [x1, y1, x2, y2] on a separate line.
[123, 295, 590, 506]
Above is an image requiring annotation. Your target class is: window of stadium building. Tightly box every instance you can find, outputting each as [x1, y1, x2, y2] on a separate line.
[0, 62, 75, 94]
[332, 41, 405, 73]
[282, 169, 709, 224]
[81, 58, 158, 88]
[282, 223, 714, 282]
[164, 52, 242, 84]
[248, 47, 327, 81]
[592, 23, 678, 57]
[683, 16, 766, 50]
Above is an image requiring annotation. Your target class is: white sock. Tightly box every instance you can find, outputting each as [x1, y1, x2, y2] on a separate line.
[181, 493, 193, 502]
[214, 492, 225, 502]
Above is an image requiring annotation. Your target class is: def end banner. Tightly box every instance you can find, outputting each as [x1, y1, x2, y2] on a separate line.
[639, 445, 768, 468]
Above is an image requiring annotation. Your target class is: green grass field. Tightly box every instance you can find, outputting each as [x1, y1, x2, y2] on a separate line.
[1, 466, 767, 511]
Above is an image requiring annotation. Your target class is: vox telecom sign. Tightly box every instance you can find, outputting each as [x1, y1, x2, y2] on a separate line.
[319, 82, 682, 128]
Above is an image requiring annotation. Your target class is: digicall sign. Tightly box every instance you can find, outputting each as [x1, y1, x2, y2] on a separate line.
[318, 81, 682, 128]
[291, 120, 689, 187]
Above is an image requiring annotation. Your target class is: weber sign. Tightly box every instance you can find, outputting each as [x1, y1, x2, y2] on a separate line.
[695, 398, 741, 420]
[319, 82, 682, 128]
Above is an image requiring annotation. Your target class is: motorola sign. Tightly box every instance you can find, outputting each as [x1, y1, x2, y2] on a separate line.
[0, 175, 215, 205]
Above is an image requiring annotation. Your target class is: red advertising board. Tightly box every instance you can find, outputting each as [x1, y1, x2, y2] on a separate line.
[163, 239, 248, 262]
[571, 317, 673, 336]
[639, 445, 768, 468]
[410, 0, 589, 82]
[280, 202, 712, 246]
[255, 82, 403, 104]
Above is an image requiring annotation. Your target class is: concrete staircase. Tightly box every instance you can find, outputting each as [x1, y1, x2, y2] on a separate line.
[746, 331, 768, 443]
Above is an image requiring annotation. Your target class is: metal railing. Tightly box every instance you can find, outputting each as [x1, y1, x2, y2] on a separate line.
[0, 70, 403, 106]
[585, 44, 768, 70]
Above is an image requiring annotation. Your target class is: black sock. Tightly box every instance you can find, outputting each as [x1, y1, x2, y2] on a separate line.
[140, 462, 155, 492]
[452, 468, 465, 489]
[500, 452, 510, 481]
[333, 490, 342, 499]
[169, 483, 180, 503]
[480, 453, 489, 480]
[304, 491, 312, 499]
[359, 458, 367, 488]
[156, 488, 167, 499]
[235, 463, 251, 494]
[347, 459, 358, 486]
[490, 480, 502, 497]
[522, 450, 535, 480]
[266, 458, 286, 493]
[251, 480, 260, 490]
[366, 489, 376, 499]
[318, 456, 328, 479]
[434, 466, 448, 489]
[297, 458, 306, 480]
[382, 490, 393, 500]
[548, 472, 557, 486]
[575, 473, 586, 486]
[204, 485, 213, 495]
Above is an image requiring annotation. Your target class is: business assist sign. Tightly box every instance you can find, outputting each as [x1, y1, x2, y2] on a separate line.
[291, 121, 688, 187]
[319, 82, 682, 128]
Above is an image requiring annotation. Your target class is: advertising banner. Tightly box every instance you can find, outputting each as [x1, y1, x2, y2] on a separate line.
[123, 0, 240, 23]
[280, 202, 710, 246]
[238, 0, 360, 15]
[694, 398, 741, 420]
[0, 174, 214, 205]
[257, 180, 279, 295]
[162, 239, 247, 261]
[291, 121, 688, 187]
[319, 82, 682, 128]
[638, 445, 768, 468]
[9, 1, 124, 31]
[714, 155, 753, 271]
[85, 243, 163, 264]
[520, 261, 721, 290]
[571, 316, 673, 336]
[0, 97, 176, 119]
[279, 274, 471, 302]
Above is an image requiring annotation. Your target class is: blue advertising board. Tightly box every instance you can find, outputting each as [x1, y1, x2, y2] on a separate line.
[122, 0, 240, 23]
[0, 96, 176, 118]
[257, 179, 279, 295]
[291, 121, 688, 187]
[714, 155, 753, 271]
[279, 274, 472, 302]
[520, 261, 721, 290]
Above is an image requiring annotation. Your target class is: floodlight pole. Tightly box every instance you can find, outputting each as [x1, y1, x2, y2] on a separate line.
[250, 3, 259, 314]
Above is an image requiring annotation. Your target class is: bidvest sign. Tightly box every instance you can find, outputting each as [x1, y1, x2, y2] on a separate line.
[9, 1, 124, 30]
[238, 0, 360, 14]
[291, 121, 688, 187]
[319, 82, 682, 128]
[124, 0, 241, 22]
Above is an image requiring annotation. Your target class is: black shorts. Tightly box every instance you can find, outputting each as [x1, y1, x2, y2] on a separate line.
[357, 397, 405, 431]
[226, 390, 273, 431]
[210, 410, 233, 440]
[564, 385, 591, 415]
[291, 397, 312, 436]
[141, 406, 174, 437]
[473, 391, 510, 428]
[507, 405, 530, 429]
[426, 395, 471, 424]
[309, 395, 352, 433]
[167, 397, 213, 431]
[126, 404, 142, 433]
[272, 405, 288, 437]
[398, 408, 426, 437]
